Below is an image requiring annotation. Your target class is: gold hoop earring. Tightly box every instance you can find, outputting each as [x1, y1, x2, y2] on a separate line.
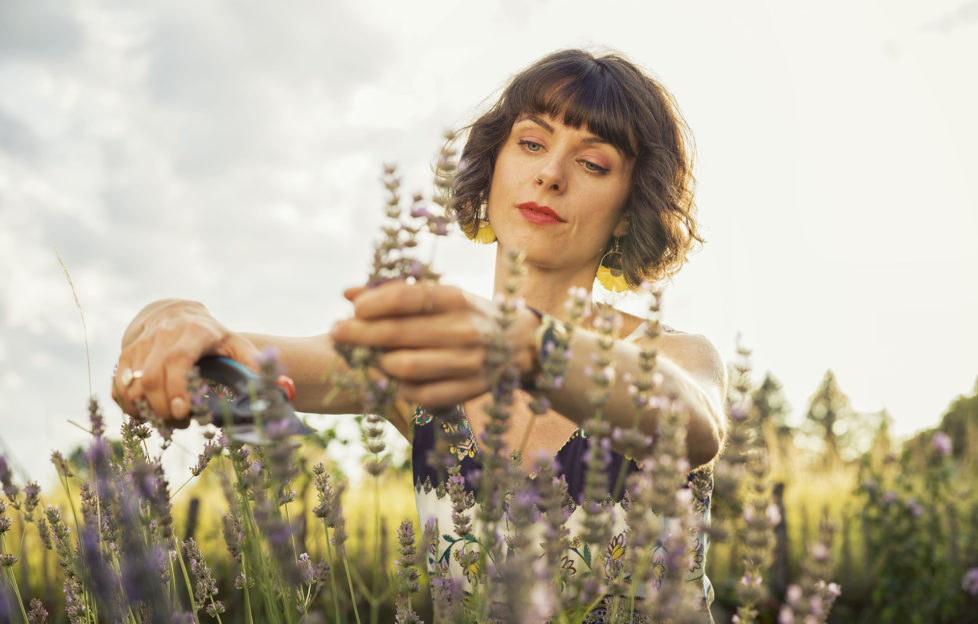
[465, 201, 496, 244]
[596, 237, 630, 292]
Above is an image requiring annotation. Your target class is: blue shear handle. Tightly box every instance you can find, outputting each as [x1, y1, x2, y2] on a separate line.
[193, 355, 313, 438]
[195, 356, 259, 396]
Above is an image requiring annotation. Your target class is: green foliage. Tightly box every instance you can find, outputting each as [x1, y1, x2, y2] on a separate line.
[855, 437, 977, 623]
[709, 369, 978, 623]
[934, 377, 978, 463]
[802, 371, 853, 465]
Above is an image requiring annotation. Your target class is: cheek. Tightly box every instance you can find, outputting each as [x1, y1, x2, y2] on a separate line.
[487, 155, 519, 207]
[585, 185, 629, 222]
[486, 169, 501, 216]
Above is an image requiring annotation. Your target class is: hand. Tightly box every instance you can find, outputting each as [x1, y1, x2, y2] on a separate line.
[331, 281, 539, 408]
[113, 299, 261, 425]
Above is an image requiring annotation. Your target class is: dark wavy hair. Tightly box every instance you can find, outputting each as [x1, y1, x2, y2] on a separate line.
[452, 49, 701, 286]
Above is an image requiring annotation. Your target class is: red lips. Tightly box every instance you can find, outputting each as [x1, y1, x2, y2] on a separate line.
[517, 202, 565, 225]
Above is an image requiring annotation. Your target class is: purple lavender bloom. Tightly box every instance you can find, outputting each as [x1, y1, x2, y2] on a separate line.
[766, 503, 783, 526]
[777, 605, 794, 624]
[0, 456, 20, 502]
[79, 526, 123, 621]
[728, 403, 751, 423]
[86, 437, 112, 475]
[785, 583, 802, 607]
[933, 431, 952, 457]
[257, 346, 281, 367]
[50, 451, 73, 478]
[431, 218, 450, 235]
[963, 568, 978, 596]
[811, 542, 830, 563]
[406, 259, 425, 278]
[27, 598, 48, 624]
[23, 481, 41, 514]
[297, 553, 316, 584]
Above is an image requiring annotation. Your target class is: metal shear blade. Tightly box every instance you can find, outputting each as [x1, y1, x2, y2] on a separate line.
[195, 356, 314, 445]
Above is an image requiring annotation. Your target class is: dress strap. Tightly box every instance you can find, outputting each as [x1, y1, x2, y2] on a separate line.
[622, 320, 647, 343]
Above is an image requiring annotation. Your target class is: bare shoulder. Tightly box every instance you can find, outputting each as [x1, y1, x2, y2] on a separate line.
[613, 309, 726, 391]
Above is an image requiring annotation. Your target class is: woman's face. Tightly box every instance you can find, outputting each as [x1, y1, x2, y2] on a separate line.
[487, 113, 634, 279]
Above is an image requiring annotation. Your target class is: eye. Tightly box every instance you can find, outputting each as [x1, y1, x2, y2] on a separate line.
[580, 159, 609, 174]
[517, 139, 543, 153]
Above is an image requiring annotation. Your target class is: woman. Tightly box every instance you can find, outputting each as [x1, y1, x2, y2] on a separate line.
[114, 49, 726, 619]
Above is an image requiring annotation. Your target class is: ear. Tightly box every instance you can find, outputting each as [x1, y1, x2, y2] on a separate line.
[612, 212, 629, 238]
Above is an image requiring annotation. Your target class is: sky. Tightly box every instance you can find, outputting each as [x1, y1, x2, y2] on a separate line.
[1, 0, 976, 486]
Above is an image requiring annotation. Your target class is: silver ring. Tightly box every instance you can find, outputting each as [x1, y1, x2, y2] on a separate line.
[121, 368, 144, 387]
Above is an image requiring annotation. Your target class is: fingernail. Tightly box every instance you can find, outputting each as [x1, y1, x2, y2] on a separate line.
[170, 397, 188, 418]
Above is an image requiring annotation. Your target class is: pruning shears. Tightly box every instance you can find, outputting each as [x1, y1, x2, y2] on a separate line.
[195, 356, 314, 445]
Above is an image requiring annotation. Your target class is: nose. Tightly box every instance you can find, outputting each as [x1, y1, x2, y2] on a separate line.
[535, 156, 565, 193]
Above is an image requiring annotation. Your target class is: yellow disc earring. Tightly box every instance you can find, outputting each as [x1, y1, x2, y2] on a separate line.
[465, 201, 496, 244]
[596, 237, 630, 292]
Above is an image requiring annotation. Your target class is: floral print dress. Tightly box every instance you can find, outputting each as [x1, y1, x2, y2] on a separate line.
[411, 324, 715, 622]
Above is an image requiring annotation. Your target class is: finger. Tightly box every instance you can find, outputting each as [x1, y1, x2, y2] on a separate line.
[116, 343, 150, 417]
[343, 285, 368, 302]
[137, 349, 175, 421]
[138, 330, 204, 421]
[397, 377, 490, 409]
[352, 281, 469, 319]
[113, 363, 129, 414]
[160, 342, 200, 421]
[378, 348, 486, 382]
[216, 334, 264, 374]
[332, 312, 491, 349]
[162, 333, 263, 421]
[131, 398, 189, 429]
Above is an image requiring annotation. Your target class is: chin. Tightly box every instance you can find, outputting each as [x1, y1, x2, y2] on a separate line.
[515, 245, 569, 272]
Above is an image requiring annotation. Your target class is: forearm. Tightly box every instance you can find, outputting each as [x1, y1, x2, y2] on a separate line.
[539, 327, 726, 468]
[241, 333, 360, 415]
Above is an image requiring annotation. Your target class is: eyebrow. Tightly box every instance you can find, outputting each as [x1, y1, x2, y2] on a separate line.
[523, 114, 611, 146]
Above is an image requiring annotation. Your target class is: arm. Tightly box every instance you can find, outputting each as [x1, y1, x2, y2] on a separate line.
[330, 281, 727, 468]
[240, 332, 414, 439]
[545, 328, 727, 468]
[114, 299, 412, 437]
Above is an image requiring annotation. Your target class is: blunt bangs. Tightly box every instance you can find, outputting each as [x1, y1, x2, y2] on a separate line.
[501, 56, 639, 159]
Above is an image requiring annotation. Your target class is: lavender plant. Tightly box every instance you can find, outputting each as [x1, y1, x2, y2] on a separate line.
[327, 136, 461, 624]
[777, 514, 839, 624]
[474, 248, 528, 620]
[724, 344, 780, 624]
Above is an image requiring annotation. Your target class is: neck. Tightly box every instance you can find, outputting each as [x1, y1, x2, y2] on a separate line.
[491, 244, 599, 322]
